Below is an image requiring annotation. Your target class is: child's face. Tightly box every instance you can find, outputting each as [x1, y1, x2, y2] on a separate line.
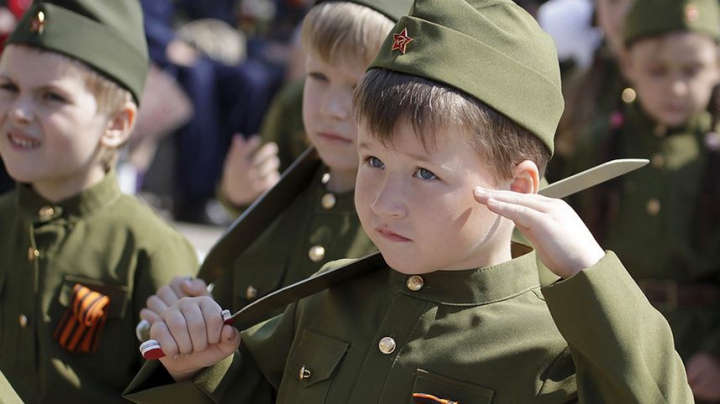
[596, 0, 635, 55]
[355, 120, 514, 275]
[625, 32, 720, 128]
[302, 51, 366, 177]
[0, 46, 111, 196]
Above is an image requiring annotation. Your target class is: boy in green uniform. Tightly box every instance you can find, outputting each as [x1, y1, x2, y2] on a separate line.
[570, 0, 720, 401]
[139, 0, 412, 324]
[124, 0, 693, 402]
[0, 1, 199, 402]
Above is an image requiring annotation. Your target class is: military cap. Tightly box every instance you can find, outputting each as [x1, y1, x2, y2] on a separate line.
[624, 0, 720, 45]
[314, 0, 413, 22]
[6, 0, 149, 104]
[369, 0, 563, 154]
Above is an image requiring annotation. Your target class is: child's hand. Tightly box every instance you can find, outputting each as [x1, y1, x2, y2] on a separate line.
[473, 187, 605, 279]
[140, 276, 210, 326]
[151, 296, 240, 382]
[220, 134, 281, 207]
[687, 352, 720, 401]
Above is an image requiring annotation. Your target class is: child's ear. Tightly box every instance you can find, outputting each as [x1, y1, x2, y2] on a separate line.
[100, 100, 137, 149]
[509, 160, 539, 194]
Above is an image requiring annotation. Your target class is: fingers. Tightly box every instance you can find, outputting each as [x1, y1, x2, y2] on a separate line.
[473, 187, 551, 212]
[233, 134, 261, 162]
[473, 187, 545, 229]
[179, 277, 210, 297]
[151, 297, 225, 359]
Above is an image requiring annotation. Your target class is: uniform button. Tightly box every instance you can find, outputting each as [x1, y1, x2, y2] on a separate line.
[38, 206, 55, 220]
[378, 337, 396, 354]
[406, 275, 424, 291]
[308, 245, 326, 262]
[246, 285, 258, 300]
[321, 173, 331, 185]
[654, 125, 667, 138]
[647, 199, 661, 216]
[621, 87, 636, 103]
[27, 247, 39, 262]
[321, 193, 336, 210]
[298, 365, 312, 380]
[651, 154, 665, 169]
[19, 314, 27, 328]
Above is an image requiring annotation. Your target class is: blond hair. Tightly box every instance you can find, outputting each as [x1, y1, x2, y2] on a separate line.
[301, 2, 395, 67]
[354, 69, 551, 181]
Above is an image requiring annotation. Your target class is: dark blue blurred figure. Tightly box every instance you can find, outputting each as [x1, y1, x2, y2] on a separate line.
[141, 0, 272, 224]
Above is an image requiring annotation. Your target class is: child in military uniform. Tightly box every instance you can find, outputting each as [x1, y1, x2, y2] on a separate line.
[0, 1, 199, 403]
[124, 0, 693, 403]
[138, 0, 413, 326]
[570, 0, 720, 401]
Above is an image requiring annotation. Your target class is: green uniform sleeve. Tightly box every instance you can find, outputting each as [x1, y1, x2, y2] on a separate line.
[541, 252, 693, 403]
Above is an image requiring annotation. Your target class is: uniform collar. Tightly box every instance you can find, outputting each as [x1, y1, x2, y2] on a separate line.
[15, 170, 122, 223]
[627, 102, 711, 138]
[387, 243, 540, 306]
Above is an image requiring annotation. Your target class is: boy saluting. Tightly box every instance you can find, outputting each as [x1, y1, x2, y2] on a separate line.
[125, 0, 693, 402]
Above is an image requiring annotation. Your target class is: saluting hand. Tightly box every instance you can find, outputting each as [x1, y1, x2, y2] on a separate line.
[140, 276, 210, 326]
[473, 187, 605, 279]
[151, 296, 240, 382]
[220, 134, 281, 208]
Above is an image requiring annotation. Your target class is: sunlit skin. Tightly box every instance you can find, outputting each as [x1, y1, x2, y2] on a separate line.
[622, 32, 720, 128]
[302, 52, 366, 193]
[596, 0, 635, 55]
[354, 120, 518, 275]
[0, 45, 131, 202]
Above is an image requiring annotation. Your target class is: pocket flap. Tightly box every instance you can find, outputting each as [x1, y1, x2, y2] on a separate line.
[58, 276, 129, 318]
[412, 369, 495, 404]
[287, 330, 349, 387]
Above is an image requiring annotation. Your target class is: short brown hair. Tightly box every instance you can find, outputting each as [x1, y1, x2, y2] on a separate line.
[353, 69, 551, 181]
[301, 2, 395, 67]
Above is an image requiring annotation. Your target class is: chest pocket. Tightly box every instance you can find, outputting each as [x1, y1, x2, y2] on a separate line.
[411, 369, 495, 404]
[282, 329, 349, 403]
[52, 275, 129, 370]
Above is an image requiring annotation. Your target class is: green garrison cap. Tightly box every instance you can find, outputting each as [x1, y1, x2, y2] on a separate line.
[6, 0, 149, 104]
[314, 0, 413, 22]
[369, 0, 563, 154]
[624, 0, 720, 45]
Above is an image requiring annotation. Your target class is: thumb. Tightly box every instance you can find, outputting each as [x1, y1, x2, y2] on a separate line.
[235, 134, 261, 158]
[219, 324, 241, 353]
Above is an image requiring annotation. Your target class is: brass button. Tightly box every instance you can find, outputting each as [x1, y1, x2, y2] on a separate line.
[653, 125, 667, 138]
[406, 275, 424, 291]
[299, 365, 312, 380]
[18, 314, 27, 328]
[378, 337, 396, 354]
[38, 206, 55, 220]
[246, 285, 258, 300]
[321, 173, 331, 185]
[321, 193, 336, 210]
[27, 248, 39, 262]
[651, 154, 665, 169]
[308, 245, 326, 262]
[621, 88, 636, 104]
[647, 199, 661, 216]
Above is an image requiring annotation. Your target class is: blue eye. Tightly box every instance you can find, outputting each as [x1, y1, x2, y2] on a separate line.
[415, 168, 437, 180]
[367, 156, 385, 169]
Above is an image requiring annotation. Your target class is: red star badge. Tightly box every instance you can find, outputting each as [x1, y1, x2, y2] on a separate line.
[30, 11, 46, 35]
[391, 28, 413, 54]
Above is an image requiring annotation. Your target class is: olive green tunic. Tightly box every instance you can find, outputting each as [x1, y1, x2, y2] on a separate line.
[571, 104, 720, 360]
[211, 164, 376, 314]
[0, 172, 199, 403]
[124, 248, 692, 403]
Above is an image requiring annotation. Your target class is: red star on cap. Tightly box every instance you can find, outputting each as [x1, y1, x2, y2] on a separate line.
[30, 11, 46, 34]
[391, 28, 413, 54]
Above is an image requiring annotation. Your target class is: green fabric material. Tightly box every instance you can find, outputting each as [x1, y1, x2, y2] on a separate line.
[212, 163, 377, 316]
[123, 248, 692, 403]
[314, 0, 414, 21]
[570, 103, 720, 363]
[0, 173, 198, 403]
[261, 79, 308, 174]
[624, 0, 720, 45]
[7, 0, 149, 104]
[369, 0, 563, 154]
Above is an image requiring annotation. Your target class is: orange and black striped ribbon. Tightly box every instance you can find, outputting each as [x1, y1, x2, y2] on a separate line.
[412, 393, 460, 404]
[53, 284, 110, 353]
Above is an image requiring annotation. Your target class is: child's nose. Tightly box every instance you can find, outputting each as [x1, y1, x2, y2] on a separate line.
[320, 88, 350, 120]
[371, 177, 406, 218]
[9, 98, 33, 124]
[670, 77, 688, 96]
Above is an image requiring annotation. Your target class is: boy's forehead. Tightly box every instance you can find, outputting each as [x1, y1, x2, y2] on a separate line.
[0, 45, 85, 81]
